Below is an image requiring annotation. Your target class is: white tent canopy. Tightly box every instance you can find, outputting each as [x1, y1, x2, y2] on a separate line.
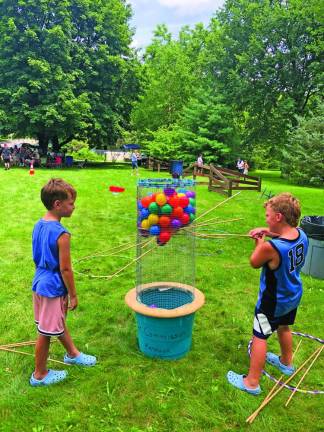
[0, 138, 38, 148]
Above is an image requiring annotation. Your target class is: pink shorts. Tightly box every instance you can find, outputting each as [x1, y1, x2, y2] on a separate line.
[33, 293, 67, 337]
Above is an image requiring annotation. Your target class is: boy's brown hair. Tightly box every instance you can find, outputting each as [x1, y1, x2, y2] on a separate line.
[41, 178, 77, 210]
[264, 193, 301, 227]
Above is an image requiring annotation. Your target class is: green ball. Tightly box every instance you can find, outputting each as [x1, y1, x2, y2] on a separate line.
[189, 198, 196, 206]
[189, 213, 195, 222]
[148, 202, 159, 214]
[161, 204, 172, 214]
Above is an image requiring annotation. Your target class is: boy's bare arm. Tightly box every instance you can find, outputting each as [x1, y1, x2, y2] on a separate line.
[58, 233, 78, 310]
[250, 236, 278, 268]
[249, 228, 280, 239]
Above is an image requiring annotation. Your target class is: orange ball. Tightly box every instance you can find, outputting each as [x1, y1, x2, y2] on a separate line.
[141, 196, 152, 208]
[171, 206, 184, 219]
[168, 195, 179, 208]
[159, 216, 170, 228]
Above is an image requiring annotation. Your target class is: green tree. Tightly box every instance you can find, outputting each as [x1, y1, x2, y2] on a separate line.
[0, 0, 139, 153]
[281, 104, 324, 186]
[131, 25, 196, 135]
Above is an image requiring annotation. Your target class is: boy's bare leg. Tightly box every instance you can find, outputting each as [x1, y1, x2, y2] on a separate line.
[34, 334, 51, 380]
[244, 336, 267, 388]
[277, 325, 293, 365]
[58, 324, 80, 358]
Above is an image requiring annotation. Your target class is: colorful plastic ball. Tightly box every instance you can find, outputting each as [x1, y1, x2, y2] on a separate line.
[141, 196, 152, 208]
[186, 190, 196, 198]
[189, 198, 196, 206]
[141, 219, 150, 230]
[159, 216, 170, 228]
[137, 201, 143, 210]
[171, 219, 182, 229]
[179, 196, 189, 208]
[156, 193, 167, 206]
[177, 188, 187, 194]
[184, 205, 195, 214]
[149, 225, 160, 236]
[140, 208, 150, 219]
[189, 213, 195, 222]
[148, 202, 159, 214]
[161, 204, 172, 214]
[148, 193, 157, 201]
[168, 195, 179, 208]
[164, 188, 175, 197]
[180, 213, 190, 225]
[171, 206, 184, 219]
[148, 213, 159, 226]
[177, 193, 186, 197]
[159, 231, 171, 243]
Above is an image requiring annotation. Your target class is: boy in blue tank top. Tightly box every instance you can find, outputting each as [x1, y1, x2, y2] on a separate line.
[30, 178, 96, 387]
[227, 193, 308, 395]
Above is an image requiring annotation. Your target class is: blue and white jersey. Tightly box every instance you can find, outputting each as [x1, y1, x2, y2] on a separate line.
[256, 228, 308, 318]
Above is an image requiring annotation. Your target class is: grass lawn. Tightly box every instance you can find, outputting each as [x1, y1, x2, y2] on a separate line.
[0, 165, 323, 432]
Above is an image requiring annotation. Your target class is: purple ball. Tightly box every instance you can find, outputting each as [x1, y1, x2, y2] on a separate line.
[171, 219, 182, 229]
[164, 187, 176, 196]
[185, 190, 195, 198]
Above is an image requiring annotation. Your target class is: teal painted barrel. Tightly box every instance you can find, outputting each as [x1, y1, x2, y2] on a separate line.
[125, 284, 205, 361]
[136, 312, 195, 360]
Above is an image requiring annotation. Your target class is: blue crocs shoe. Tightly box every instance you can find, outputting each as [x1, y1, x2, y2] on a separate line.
[227, 371, 261, 395]
[30, 369, 68, 387]
[64, 352, 96, 366]
[266, 352, 295, 376]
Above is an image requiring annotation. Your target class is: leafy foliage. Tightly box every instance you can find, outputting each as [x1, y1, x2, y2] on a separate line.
[0, 0, 139, 152]
[282, 104, 324, 186]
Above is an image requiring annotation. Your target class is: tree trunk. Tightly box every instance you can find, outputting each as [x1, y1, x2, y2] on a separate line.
[37, 132, 49, 155]
[52, 135, 60, 152]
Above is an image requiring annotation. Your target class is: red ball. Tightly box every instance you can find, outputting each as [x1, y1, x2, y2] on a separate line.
[171, 206, 184, 219]
[159, 231, 171, 243]
[168, 195, 179, 208]
[180, 213, 190, 225]
[141, 196, 152, 208]
[159, 216, 170, 228]
[179, 196, 189, 208]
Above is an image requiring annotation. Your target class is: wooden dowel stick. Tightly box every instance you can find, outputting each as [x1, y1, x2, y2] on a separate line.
[108, 246, 157, 279]
[0, 339, 58, 349]
[246, 340, 301, 422]
[193, 217, 243, 228]
[246, 346, 322, 424]
[195, 192, 241, 222]
[0, 346, 69, 366]
[285, 344, 323, 407]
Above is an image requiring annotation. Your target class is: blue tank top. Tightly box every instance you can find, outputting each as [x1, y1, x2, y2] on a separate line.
[32, 219, 70, 297]
[257, 228, 308, 318]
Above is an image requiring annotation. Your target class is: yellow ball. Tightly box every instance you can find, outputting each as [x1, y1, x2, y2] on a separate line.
[141, 219, 150, 230]
[156, 193, 167, 206]
[177, 193, 185, 197]
[148, 213, 159, 226]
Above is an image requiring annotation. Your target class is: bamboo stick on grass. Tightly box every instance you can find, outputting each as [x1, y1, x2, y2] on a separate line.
[195, 192, 241, 222]
[246, 346, 322, 424]
[285, 344, 323, 407]
[0, 346, 69, 366]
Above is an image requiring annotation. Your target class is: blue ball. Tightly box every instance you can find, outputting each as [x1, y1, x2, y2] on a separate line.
[137, 200, 143, 210]
[184, 205, 195, 214]
[149, 225, 161, 236]
[141, 208, 150, 219]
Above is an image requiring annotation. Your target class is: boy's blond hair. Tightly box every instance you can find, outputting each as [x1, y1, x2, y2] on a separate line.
[264, 193, 301, 227]
[41, 178, 77, 210]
